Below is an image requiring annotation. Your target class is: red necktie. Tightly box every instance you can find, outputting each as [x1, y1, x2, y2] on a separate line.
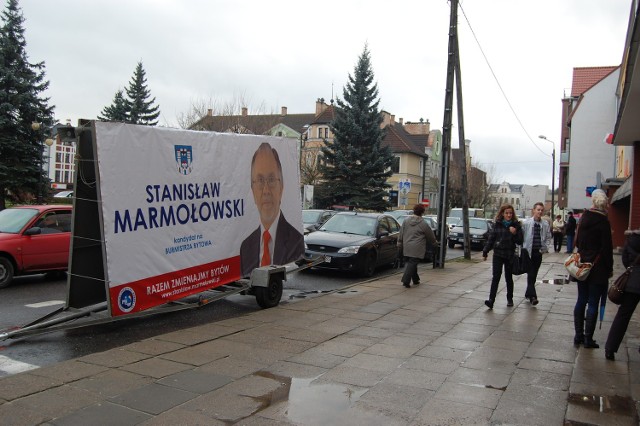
[261, 230, 271, 266]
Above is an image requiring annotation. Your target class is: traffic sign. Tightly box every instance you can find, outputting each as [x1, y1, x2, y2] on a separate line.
[422, 198, 430, 207]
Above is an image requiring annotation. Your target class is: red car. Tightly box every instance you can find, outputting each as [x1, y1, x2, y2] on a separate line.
[0, 205, 72, 288]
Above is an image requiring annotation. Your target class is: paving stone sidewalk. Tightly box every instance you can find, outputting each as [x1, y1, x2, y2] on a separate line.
[0, 251, 639, 425]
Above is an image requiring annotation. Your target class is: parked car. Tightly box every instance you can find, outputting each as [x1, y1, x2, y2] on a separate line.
[446, 217, 461, 229]
[302, 209, 337, 235]
[0, 205, 72, 288]
[304, 212, 400, 277]
[386, 209, 413, 220]
[53, 190, 73, 198]
[447, 217, 491, 250]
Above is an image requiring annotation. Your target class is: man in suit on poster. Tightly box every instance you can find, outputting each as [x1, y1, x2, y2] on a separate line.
[240, 142, 304, 277]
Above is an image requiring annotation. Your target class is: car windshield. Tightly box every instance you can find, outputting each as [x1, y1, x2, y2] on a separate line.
[0, 208, 39, 233]
[397, 215, 409, 225]
[468, 218, 488, 229]
[446, 217, 460, 226]
[321, 215, 377, 236]
[302, 210, 322, 224]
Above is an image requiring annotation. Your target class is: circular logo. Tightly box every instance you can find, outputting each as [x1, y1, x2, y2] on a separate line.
[118, 287, 136, 313]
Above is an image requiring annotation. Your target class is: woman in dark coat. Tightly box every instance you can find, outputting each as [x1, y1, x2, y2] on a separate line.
[604, 230, 640, 360]
[573, 190, 614, 349]
[482, 204, 523, 309]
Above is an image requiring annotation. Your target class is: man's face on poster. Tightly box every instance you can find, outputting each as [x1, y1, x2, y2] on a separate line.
[251, 149, 283, 228]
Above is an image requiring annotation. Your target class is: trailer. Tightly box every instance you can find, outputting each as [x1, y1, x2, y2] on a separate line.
[1, 121, 316, 340]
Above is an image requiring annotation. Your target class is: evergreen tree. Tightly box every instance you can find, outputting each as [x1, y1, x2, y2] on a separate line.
[0, 0, 54, 209]
[319, 46, 393, 211]
[124, 62, 160, 125]
[97, 89, 128, 122]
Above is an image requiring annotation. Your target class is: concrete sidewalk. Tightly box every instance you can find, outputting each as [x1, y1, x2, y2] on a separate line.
[1, 252, 639, 425]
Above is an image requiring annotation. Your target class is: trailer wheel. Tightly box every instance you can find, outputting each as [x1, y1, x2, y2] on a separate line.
[255, 276, 283, 309]
[0, 257, 14, 289]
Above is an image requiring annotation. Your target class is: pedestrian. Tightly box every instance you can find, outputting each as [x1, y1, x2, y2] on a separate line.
[565, 212, 577, 253]
[398, 204, 437, 288]
[604, 230, 640, 360]
[482, 204, 523, 309]
[552, 214, 565, 253]
[573, 189, 613, 349]
[521, 202, 552, 305]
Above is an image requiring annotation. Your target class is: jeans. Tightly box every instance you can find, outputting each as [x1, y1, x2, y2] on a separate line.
[401, 257, 421, 285]
[488, 255, 514, 301]
[526, 250, 542, 299]
[574, 279, 604, 321]
[566, 235, 575, 252]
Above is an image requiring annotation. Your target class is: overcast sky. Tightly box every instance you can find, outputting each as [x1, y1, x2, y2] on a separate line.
[17, 0, 631, 187]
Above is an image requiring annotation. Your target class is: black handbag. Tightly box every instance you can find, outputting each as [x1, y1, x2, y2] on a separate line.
[511, 246, 530, 276]
[608, 255, 640, 305]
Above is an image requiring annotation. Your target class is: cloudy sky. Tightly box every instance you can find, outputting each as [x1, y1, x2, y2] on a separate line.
[17, 0, 631, 186]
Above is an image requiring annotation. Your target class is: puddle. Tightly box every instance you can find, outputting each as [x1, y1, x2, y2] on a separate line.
[540, 276, 570, 285]
[252, 371, 367, 424]
[289, 289, 357, 300]
[567, 393, 638, 417]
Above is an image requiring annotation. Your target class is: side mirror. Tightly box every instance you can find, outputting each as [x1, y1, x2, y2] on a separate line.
[378, 231, 389, 238]
[24, 227, 42, 236]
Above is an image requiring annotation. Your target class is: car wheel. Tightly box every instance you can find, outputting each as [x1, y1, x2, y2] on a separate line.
[360, 252, 376, 277]
[0, 257, 15, 289]
[255, 276, 283, 309]
[448, 240, 455, 249]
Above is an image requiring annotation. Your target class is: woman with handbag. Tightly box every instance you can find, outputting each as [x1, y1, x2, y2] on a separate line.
[573, 190, 613, 348]
[482, 204, 523, 309]
[604, 230, 640, 360]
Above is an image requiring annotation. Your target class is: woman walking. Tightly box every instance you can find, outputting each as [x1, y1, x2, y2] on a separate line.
[573, 190, 613, 348]
[522, 202, 552, 305]
[552, 215, 565, 253]
[604, 230, 640, 360]
[482, 204, 523, 309]
[398, 204, 436, 288]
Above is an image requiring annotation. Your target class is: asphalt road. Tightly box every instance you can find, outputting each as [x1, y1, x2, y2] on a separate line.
[0, 249, 463, 377]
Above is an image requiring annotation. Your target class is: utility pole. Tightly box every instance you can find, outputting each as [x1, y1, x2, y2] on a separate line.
[454, 32, 471, 260]
[436, 0, 468, 266]
[435, 0, 457, 268]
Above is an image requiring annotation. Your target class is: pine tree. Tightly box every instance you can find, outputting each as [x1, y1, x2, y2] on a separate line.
[124, 62, 160, 125]
[0, 0, 54, 209]
[97, 89, 128, 122]
[319, 46, 393, 211]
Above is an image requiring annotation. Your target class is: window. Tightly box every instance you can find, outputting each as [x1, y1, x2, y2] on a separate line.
[391, 156, 400, 173]
[419, 159, 424, 176]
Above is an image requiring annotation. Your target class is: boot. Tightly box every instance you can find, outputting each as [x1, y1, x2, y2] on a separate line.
[573, 310, 585, 346]
[584, 314, 599, 349]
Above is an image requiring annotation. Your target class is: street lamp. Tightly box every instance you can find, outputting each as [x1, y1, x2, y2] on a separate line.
[538, 135, 556, 217]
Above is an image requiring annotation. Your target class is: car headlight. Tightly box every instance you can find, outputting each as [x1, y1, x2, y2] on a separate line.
[304, 242, 308, 250]
[338, 246, 360, 254]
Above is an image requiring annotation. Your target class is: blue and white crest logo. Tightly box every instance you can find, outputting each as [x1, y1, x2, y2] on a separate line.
[118, 287, 136, 313]
[175, 145, 193, 175]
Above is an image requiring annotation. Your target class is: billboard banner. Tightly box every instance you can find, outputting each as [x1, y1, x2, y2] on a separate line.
[94, 122, 303, 316]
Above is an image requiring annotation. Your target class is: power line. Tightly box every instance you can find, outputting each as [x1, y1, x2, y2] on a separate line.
[458, 2, 550, 157]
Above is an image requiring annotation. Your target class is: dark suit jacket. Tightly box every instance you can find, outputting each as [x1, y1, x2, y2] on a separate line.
[240, 212, 304, 277]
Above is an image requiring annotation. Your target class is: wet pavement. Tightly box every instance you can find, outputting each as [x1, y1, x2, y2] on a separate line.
[1, 251, 639, 425]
